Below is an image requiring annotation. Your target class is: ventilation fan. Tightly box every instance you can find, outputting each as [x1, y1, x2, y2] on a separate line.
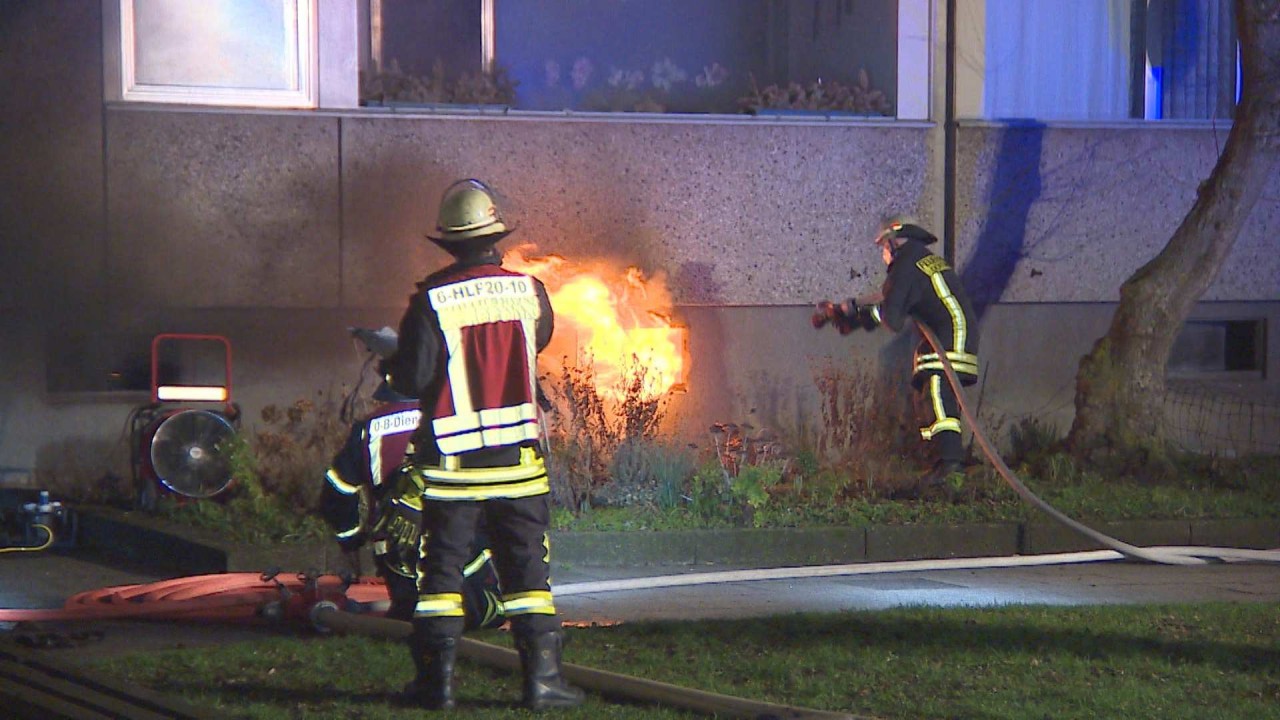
[147, 409, 236, 498]
[129, 334, 240, 509]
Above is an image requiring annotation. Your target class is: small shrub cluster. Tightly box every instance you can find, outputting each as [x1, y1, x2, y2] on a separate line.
[739, 70, 893, 115]
[360, 59, 516, 106]
[153, 392, 350, 543]
[130, 358, 1280, 541]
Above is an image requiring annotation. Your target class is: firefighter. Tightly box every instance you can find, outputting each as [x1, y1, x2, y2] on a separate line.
[381, 179, 582, 711]
[320, 370, 504, 629]
[814, 216, 980, 497]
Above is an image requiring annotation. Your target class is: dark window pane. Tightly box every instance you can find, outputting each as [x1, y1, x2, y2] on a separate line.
[1169, 320, 1263, 375]
[498, 0, 895, 114]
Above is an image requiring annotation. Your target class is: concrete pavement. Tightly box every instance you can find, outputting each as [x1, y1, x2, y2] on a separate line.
[552, 556, 1280, 623]
[2, 518, 1277, 663]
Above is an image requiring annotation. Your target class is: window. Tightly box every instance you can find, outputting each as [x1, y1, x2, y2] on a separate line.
[1168, 319, 1265, 377]
[965, 0, 1238, 121]
[362, 0, 899, 116]
[117, 0, 318, 109]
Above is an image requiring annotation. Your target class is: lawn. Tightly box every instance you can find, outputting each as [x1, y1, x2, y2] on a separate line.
[86, 601, 1280, 720]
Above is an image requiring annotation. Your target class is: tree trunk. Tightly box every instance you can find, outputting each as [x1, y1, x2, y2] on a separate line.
[1067, 0, 1280, 459]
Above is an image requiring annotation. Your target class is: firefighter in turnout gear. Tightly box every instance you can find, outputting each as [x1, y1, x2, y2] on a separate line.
[381, 179, 582, 711]
[320, 352, 505, 628]
[814, 217, 980, 497]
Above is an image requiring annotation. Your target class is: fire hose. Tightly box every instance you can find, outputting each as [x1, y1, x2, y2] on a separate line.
[310, 607, 865, 720]
[0, 571, 863, 719]
[910, 320, 1280, 567]
[0, 316, 1274, 715]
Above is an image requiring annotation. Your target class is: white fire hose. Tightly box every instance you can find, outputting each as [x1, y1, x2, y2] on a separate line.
[549, 319, 1279, 602]
[911, 320, 1279, 567]
[316, 318, 1276, 720]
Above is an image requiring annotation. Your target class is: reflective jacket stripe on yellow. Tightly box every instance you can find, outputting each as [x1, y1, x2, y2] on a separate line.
[418, 447, 550, 501]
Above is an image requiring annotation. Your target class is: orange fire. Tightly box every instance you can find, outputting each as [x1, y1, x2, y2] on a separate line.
[503, 244, 685, 401]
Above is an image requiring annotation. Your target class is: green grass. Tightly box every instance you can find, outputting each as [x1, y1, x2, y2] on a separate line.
[551, 469, 1279, 532]
[86, 602, 1280, 719]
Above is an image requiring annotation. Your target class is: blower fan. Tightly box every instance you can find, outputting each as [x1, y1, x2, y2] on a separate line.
[130, 334, 240, 510]
[146, 409, 237, 497]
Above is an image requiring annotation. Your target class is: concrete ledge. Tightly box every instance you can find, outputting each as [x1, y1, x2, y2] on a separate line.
[76, 507, 370, 576]
[866, 523, 1019, 562]
[1023, 519, 1195, 555]
[550, 528, 868, 568]
[1190, 519, 1280, 549]
[78, 510, 226, 575]
[77, 507, 1278, 574]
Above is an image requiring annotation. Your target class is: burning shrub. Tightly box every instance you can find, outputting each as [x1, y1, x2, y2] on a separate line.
[543, 358, 672, 512]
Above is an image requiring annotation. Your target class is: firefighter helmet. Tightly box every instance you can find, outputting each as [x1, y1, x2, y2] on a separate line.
[875, 215, 937, 248]
[429, 179, 511, 243]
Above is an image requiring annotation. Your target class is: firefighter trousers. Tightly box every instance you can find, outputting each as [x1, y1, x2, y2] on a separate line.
[917, 371, 964, 464]
[415, 494, 559, 641]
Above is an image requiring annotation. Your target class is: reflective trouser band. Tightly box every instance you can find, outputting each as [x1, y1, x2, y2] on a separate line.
[414, 593, 465, 619]
[372, 539, 389, 554]
[463, 549, 492, 578]
[921, 418, 962, 440]
[920, 374, 961, 440]
[915, 351, 979, 376]
[421, 475, 550, 501]
[335, 526, 360, 541]
[480, 589, 505, 626]
[502, 590, 556, 616]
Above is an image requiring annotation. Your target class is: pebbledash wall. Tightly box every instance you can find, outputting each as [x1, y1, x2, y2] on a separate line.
[1, 3, 1278, 488]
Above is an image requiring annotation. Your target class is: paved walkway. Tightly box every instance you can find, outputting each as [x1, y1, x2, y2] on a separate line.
[3, 546, 1278, 662]
[552, 556, 1280, 623]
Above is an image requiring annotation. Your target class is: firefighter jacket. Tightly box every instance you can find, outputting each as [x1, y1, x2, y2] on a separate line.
[320, 400, 421, 551]
[867, 239, 980, 386]
[320, 402, 496, 586]
[384, 255, 554, 502]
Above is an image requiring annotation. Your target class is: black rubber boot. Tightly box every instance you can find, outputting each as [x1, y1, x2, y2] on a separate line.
[405, 625, 458, 710]
[517, 630, 584, 711]
[918, 459, 965, 491]
[890, 459, 964, 500]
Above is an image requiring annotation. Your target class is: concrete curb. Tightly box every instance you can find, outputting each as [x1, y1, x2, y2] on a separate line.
[77, 507, 1279, 575]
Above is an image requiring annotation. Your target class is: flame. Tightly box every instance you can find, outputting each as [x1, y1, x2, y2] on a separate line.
[504, 244, 684, 401]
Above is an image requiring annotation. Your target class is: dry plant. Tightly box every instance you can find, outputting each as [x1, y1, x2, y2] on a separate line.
[360, 59, 516, 106]
[739, 70, 892, 115]
[708, 422, 788, 481]
[543, 355, 668, 511]
[247, 390, 354, 512]
[810, 360, 926, 496]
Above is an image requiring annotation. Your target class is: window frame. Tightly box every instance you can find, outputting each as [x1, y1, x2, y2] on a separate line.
[116, 0, 320, 109]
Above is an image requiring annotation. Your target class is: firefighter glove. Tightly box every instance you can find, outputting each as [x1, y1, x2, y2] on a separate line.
[813, 300, 862, 334]
[848, 301, 878, 331]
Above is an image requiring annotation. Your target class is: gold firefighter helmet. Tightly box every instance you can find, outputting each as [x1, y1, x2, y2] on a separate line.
[875, 214, 937, 248]
[428, 179, 511, 243]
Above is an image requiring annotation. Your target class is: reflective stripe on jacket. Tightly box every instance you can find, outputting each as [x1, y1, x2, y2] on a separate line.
[386, 257, 554, 501]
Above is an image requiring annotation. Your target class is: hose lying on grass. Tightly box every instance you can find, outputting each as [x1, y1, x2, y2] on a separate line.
[912, 320, 1279, 567]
